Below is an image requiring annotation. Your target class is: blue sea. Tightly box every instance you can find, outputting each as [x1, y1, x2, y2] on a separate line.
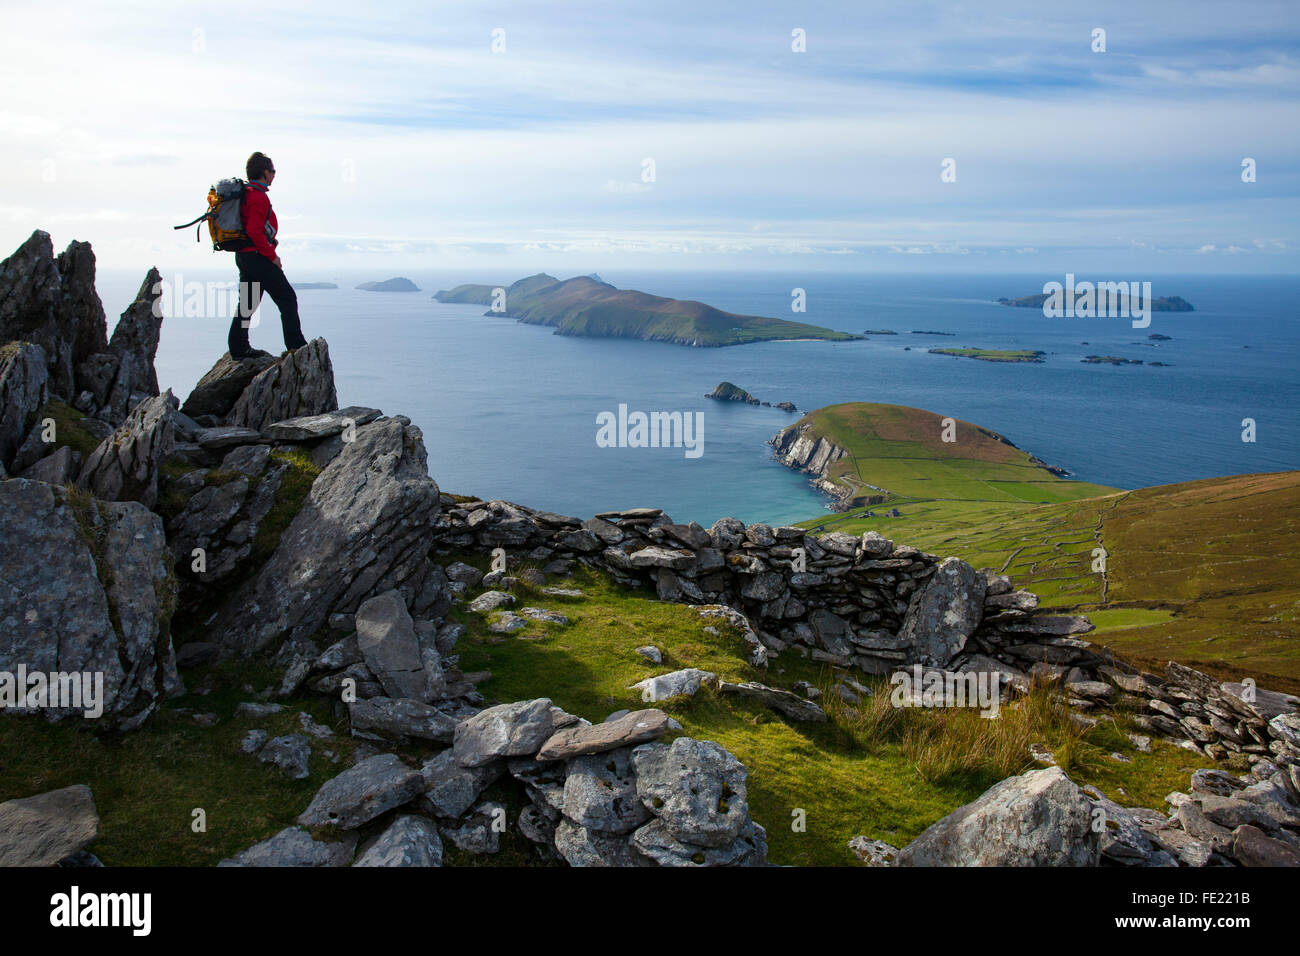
[96, 268, 1300, 527]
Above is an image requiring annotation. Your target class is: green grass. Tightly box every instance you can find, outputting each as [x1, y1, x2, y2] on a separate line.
[928, 348, 1045, 363]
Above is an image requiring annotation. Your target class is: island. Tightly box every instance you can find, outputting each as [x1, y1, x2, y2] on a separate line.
[296, 282, 338, 290]
[1149, 333, 1172, 341]
[928, 348, 1046, 364]
[432, 273, 860, 347]
[356, 277, 420, 292]
[1082, 355, 1143, 365]
[706, 382, 797, 411]
[999, 292, 1194, 312]
[863, 329, 897, 335]
[909, 330, 954, 336]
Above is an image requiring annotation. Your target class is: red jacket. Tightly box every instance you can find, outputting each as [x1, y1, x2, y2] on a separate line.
[240, 180, 279, 260]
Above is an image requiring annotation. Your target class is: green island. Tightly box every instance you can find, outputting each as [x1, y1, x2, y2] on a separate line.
[1083, 355, 1143, 365]
[928, 347, 1046, 363]
[999, 292, 1194, 311]
[433, 273, 861, 347]
[772, 402, 1300, 695]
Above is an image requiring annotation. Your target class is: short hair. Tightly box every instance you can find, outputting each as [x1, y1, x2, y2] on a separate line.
[246, 152, 274, 181]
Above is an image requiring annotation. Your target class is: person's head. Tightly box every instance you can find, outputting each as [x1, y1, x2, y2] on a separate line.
[246, 152, 276, 185]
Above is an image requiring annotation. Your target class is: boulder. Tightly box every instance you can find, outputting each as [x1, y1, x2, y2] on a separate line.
[629, 817, 767, 867]
[419, 750, 504, 818]
[17, 444, 81, 485]
[453, 698, 555, 766]
[897, 556, 985, 667]
[536, 708, 672, 761]
[0, 478, 180, 722]
[355, 590, 444, 702]
[181, 352, 278, 420]
[226, 338, 338, 431]
[633, 738, 749, 849]
[76, 390, 175, 509]
[562, 747, 652, 833]
[208, 416, 442, 653]
[218, 826, 356, 867]
[296, 754, 424, 830]
[1232, 824, 1300, 866]
[258, 733, 311, 780]
[897, 767, 1100, 866]
[0, 341, 48, 470]
[553, 819, 648, 867]
[264, 405, 382, 442]
[353, 814, 443, 867]
[0, 785, 98, 866]
[630, 668, 714, 703]
[348, 697, 458, 743]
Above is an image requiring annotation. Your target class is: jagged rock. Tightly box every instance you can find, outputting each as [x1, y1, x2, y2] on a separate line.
[0, 785, 98, 866]
[258, 733, 311, 780]
[218, 826, 356, 867]
[629, 817, 767, 867]
[98, 268, 163, 421]
[18, 444, 81, 485]
[419, 750, 504, 818]
[554, 818, 648, 867]
[355, 590, 444, 702]
[0, 341, 48, 470]
[347, 697, 458, 743]
[444, 562, 483, 586]
[226, 338, 338, 430]
[296, 754, 424, 830]
[181, 352, 278, 421]
[630, 668, 714, 703]
[0, 478, 180, 722]
[353, 814, 443, 867]
[1232, 824, 1300, 866]
[898, 556, 985, 667]
[898, 767, 1100, 866]
[633, 738, 749, 849]
[562, 747, 652, 834]
[536, 709, 673, 761]
[716, 681, 828, 722]
[194, 425, 266, 449]
[209, 416, 442, 653]
[264, 405, 382, 441]
[859, 531, 893, 558]
[76, 390, 175, 509]
[453, 698, 555, 767]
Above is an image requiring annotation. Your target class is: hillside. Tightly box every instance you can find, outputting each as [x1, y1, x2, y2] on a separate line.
[782, 407, 1300, 691]
[434, 273, 860, 347]
[771, 402, 1116, 510]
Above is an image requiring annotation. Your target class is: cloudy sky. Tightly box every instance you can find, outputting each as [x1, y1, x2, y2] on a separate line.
[2, 0, 1298, 273]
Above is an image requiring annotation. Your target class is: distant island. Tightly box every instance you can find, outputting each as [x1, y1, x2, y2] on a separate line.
[1149, 333, 1172, 341]
[1082, 355, 1143, 365]
[909, 330, 954, 336]
[296, 282, 338, 290]
[356, 277, 420, 292]
[999, 292, 1194, 312]
[863, 329, 897, 335]
[707, 381, 796, 412]
[929, 347, 1046, 364]
[432, 273, 860, 347]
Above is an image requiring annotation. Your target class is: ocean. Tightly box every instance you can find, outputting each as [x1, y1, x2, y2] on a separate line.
[95, 268, 1300, 527]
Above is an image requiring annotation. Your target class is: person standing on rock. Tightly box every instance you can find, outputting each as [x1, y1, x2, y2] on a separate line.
[227, 152, 309, 359]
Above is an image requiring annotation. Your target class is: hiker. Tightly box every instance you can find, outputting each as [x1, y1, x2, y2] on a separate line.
[227, 152, 308, 359]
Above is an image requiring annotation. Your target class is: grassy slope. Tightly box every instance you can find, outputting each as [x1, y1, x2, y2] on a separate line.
[792, 403, 1116, 506]
[787, 403, 1300, 690]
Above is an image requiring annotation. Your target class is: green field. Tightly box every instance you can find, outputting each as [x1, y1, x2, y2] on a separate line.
[786, 403, 1300, 693]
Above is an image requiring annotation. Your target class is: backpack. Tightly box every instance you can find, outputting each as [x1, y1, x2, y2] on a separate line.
[173, 178, 254, 251]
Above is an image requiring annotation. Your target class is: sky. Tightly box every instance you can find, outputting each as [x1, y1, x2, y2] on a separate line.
[1, 0, 1298, 275]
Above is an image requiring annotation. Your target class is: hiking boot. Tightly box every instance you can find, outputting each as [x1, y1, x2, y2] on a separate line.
[230, 347, 272, 360]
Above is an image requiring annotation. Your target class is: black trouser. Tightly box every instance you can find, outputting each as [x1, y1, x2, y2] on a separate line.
[228, 250, 308, 353]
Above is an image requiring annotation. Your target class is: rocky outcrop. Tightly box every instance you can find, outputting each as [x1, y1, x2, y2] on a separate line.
[0, 341, 48, 470]
[769, 420, 847, 480]
[898, 767, 1100, 866]
[209, 415, 442, 654]
[0, 478, 180, 724]
[0, 784, 99, 866]
[181, 352, 278, 422]
[76, 390, 176, 510]
[226, 338, 338, 431]
[0, 231, 163, 430]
